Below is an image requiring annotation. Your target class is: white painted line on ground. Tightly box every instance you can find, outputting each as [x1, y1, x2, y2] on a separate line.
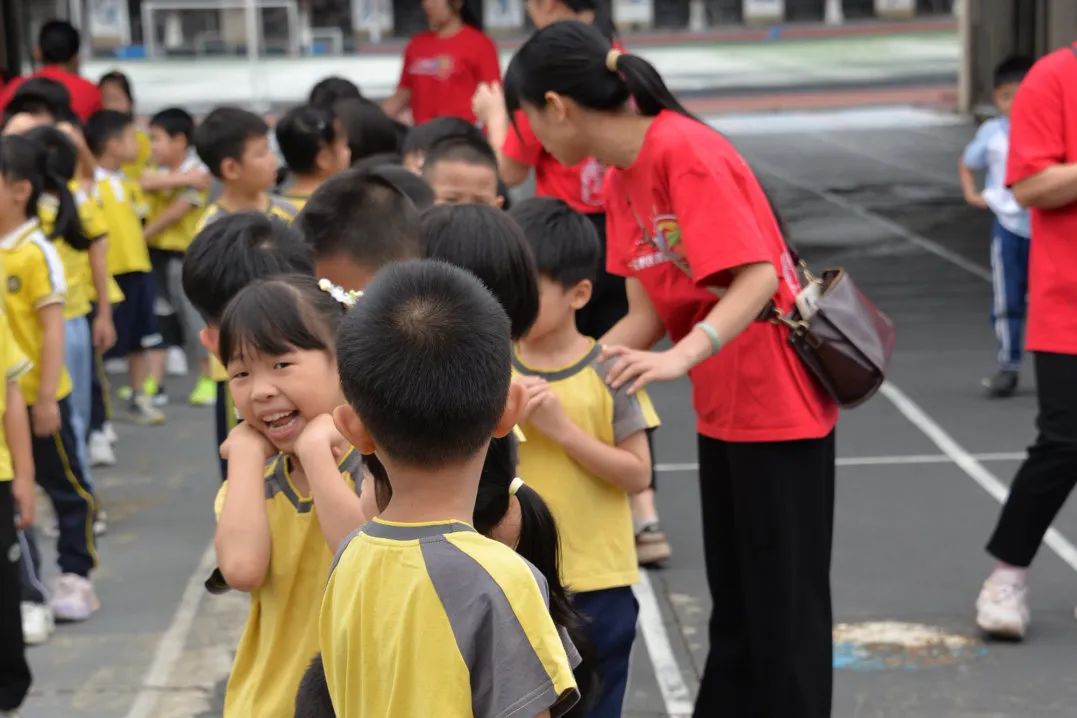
[880, 382, 1077, 573]
[633, 570, 695, 718]
[656, 451, 1026, 473]
[125, 541, 217, 718]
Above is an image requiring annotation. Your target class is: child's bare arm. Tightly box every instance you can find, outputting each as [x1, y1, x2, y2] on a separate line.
[214, 423, 275, 592]
[526, 382, 652, 494]
[295, 414, 369, 552]
[958, 160, 988, 209]
[87, 238, 116, 352]
[143, 198, 197, 242]
[141, 168, 211, 192]
[6, 380, 35, 528]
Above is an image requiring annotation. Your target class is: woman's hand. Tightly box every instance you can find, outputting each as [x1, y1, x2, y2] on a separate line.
[472, 82, 505, 126]
[601, 346, 694, 394]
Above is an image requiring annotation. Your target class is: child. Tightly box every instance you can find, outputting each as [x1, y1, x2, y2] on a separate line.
[97, 71, 152, 183]
[512, 197, 658, 717]
[959, 55, 1036, 398]
[142, 108, 214, 407]
[181, 212, 314, 481]
[275, 105, 351, 210]
[421, 135, 502, 207]
[298, 168, 422, 292]
[84, 109, 165, 425]
[401, 115, 484, 173]
[213, 274, 368, 717]
[0, 133, 100, 623]
[319, 259, 579, 717]
[193, 107, 298, 231]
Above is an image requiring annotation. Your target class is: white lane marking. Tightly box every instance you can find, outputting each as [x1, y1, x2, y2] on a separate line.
[125, 541, 217, 718]
[656, 451, 1026, 473]
[880, 382, 1077, 573]
[633, 570, 695, 718]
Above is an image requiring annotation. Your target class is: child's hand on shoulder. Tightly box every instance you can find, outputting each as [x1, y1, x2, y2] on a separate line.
[295, 414, 348, 461]
[220, 421, 276, 463]
[524, 379, 572, 442]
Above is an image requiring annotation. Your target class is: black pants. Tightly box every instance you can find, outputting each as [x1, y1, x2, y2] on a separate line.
[987, 351, 1077, 566]
[88, 304, 111, 434]
[577, 213, 627, 340]
[0, 482, 32, 710]
[694, 432, 835, 718]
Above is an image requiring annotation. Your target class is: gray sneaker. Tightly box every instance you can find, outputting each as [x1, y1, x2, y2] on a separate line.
[129, 394, 165, 426]
[982, 370, 1018, 398]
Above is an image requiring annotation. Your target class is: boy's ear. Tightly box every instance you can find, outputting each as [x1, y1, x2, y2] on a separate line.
[570, 279, 593, 310]
[220, 157, 241, 182]
[333, 404, 376, 454]
[199, 327, 220, 361]
[492, 381, 527, 438]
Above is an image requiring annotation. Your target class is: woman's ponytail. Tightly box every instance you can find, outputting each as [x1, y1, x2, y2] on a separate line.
[612, 52, 699, 120]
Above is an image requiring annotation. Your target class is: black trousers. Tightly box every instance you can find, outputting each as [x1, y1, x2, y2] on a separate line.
[0, 482, 32, 710]
[577, 213, 627, 341]
[694, 432, 835, 718]
[987, 351, 1077, 567]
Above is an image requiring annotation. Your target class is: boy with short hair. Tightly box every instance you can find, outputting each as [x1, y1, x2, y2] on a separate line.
[275, 104, 351, 210]
[510, 197, 658, 718]
[401, 115, 484, 174]
[181, 212, 314, 480]
[298, 168, 422, 292]
[421, 135, 502, 207]
[142, 107, 214, 407]
[321, 259, 579, 717]
[84, 109, 164, 425]
[959, 55, 1036, 398]
[193, 106, 298, 231]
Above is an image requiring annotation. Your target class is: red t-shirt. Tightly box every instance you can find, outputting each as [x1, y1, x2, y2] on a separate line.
[605, 111, 837, 442]
[399, 26, 500, 125]
[503, 110, 607, 214]
[1006, 43, 1077, 355]
[0, 66, 102, 122]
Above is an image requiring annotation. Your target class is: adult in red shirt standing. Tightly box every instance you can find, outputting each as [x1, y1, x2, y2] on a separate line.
[381, 0, 500, 126]
[505, 21, 838, 718]
[977, 42, 1077, 640]
[0, 20, 102, 123]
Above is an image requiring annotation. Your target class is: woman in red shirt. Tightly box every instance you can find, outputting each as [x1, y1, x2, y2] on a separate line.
[505, 21, 839, 718]
[381, 0, 500, 126]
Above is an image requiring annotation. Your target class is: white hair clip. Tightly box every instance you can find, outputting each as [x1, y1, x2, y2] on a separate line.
[318, 278, 362, 308]
[509, 477, 525, 496]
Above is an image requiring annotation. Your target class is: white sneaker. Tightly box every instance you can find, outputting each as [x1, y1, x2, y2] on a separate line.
[128, 394, 166, 426]
[89, 431, 116, 467]
[21, 601, 54, 645]
[165, 347, 189, 376]
[50, 573, 100, 622]
[976, 577, 1029, 639]
[103, 421, 118, 444]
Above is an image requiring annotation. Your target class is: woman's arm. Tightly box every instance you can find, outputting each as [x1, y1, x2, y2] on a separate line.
[1011, 163, 1077, 209]
[600, 278, 666, 350]
[472, 83, 530, 187]
[380, 88, 412, 120]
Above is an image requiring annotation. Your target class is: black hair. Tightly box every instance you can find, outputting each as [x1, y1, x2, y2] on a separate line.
[20, 126, 89, 250]
[505, 20, 695, 121]
[993, 55, 1035, 89]
[421, 135, 498, 177]
[332, 98, 401, 164]
[309, 76, 363, 109]
[182, 213, 314, 324]
[298, 167, 421, 270]
[374, 165, 435, 211]
[219, 274, 345, 366]
[7, 78, 72, 120]
[98, 70, 134, 107]
[149, 107, 195, 142]
[38, 20, 80, 65]
[351, 152, 403, 172]
[510, 197, 598, 287]
[276, 105, 340, 175]
[402, 116, 483, 157]
[336, 259, 511, 466]
[0, 133, 82, 248]
[559, 0, 615, 41]
[193, 106, 269, 178]
[295, 655, 335, 718]
[83, 109, 132, 157]
[421, 204, 539, 340]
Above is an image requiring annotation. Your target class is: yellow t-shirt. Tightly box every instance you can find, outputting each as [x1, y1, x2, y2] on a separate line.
[122, 128, 153, 183]
[320, 518, 580, 718]
[95, 167, 151, 276]
[514, 341, 660, 593]
[0, 220, 71, 404]
[0, 309, 31, 480]
[38, 184, 109, 320]
[280, 190, 309, 212]
[145, 155, 209, 253]
[214, 449, 363, 718]
[194, 195, 299, 235]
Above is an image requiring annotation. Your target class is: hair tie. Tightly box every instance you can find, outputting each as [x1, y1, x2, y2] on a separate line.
[509, 477, 525, 496]
[606, 49, 623, 73]
[317, 278, 362, 308]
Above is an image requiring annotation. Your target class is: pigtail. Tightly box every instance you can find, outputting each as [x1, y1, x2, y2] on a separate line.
[23, 125, 90, 250]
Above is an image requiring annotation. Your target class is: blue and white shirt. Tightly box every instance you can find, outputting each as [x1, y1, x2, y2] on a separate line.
[963, 117, 1031, 238]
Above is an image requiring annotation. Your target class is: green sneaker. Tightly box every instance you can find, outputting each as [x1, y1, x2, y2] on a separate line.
[116, 385, 133, 401]
[189, 376, 218, 407]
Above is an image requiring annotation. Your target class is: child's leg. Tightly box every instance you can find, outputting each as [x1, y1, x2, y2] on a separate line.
[573, 587, 638, 718]
[63, 316, 94, 489]
[17, 526, 47, 604]
[0, 482, 33, 711]
[990, 221, 1026, 372]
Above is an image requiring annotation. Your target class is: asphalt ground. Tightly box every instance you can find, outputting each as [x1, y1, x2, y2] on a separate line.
[16, 110, 1077, 717]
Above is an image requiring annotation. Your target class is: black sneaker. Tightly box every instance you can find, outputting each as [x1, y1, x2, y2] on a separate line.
[982, 370, 1018, 398]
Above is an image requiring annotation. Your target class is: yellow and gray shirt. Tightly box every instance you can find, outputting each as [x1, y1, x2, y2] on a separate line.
[320, 517, 580, 718]
[194, 195, 299, 235]
[0, 308, 31, 480]
[94, 165, 151, 276]
[213, 448, 363, 718]
[145, 153, 209, 253]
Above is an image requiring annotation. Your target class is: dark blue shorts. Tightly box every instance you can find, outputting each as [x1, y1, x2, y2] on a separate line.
[105, 271, 163, 359]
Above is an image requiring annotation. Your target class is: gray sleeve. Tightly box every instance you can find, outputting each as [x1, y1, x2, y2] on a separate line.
[594, 356, 653, 443]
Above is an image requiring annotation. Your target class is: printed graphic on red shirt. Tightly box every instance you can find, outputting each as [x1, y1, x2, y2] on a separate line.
[409, 55, 455, 80]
